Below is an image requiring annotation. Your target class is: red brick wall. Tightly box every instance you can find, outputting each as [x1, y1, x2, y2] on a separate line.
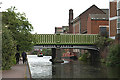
[69, 9, 73, 33]
[110, 20, 117, 37]
[69, 25, 73, 33]
[90, 20, 109, 34]
[110, 2, 117, 18]
[87, 16, 92, 34]
[109, 2, 117, 37]
[73, 21, 80, 34]
[87, 15, 109, 34]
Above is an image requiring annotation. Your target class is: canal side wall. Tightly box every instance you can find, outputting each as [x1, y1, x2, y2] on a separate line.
[100, 47, 109, 59]
[26, 58, 32, 78]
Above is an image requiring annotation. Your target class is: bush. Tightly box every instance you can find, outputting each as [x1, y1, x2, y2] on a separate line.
[41, 49, 52, 56]
[31, 51, 38, 55]
[31, 49, 52, 56]
[95, 36, 114, 50]
[2, 27, 16, 70]
[100, 59, 106, 63]
[79, 52, 90, 61]
[106, 44, 120, 66]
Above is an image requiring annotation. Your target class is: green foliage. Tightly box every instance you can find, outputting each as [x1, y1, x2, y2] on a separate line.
[2, 27, 16, 70]
[79, 52, 90, 61]
[95, 36, 114, 51]
[2, 6, 34, 70]
[31, 51, 38, 55]
[106, 44, 120, 67]
[2, 6, 34, 52]
[100, 59, 106, 63]
[31, 49, 52, 56]
[41, 49, 52, 56]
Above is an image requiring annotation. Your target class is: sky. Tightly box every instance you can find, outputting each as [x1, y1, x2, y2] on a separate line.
[1, 0, 109, 34]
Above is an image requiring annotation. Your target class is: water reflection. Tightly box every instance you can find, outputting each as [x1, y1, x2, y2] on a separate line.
[52, 60, 106, 78]
[27, 55, 120, 78]
[27, 55, 52, 78]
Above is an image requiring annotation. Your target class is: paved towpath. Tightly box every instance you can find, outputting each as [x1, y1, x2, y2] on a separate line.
[2, 60, 31, 79]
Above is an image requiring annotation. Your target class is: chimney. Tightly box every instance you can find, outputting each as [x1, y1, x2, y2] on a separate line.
[69, 9, 73, 33]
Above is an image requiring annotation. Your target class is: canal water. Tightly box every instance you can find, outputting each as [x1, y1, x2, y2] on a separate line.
[27, 55, 120, 79]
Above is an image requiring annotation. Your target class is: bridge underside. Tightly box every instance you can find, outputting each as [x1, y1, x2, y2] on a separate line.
[34, 44, 98, 51]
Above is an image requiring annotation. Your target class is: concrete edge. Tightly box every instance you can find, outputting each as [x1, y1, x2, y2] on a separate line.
[26, 58, 32, 79]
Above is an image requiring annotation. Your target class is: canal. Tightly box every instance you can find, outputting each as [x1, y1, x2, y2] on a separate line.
[27, 55, 120, 79]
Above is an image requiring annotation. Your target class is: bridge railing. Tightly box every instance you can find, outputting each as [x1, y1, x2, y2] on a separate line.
[33, 34, 98, 45]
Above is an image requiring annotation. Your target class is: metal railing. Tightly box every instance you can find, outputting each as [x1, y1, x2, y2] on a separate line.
[33, 34, 98, 45]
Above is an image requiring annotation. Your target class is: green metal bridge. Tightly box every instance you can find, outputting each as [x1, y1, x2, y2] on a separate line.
[33, 34, 98, 45]
[33, 34, 99, 50]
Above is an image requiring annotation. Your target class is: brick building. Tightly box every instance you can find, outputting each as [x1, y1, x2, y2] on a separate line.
[69, 5, 109, 34]
[55, 5, 110, 57]
[109, 0, 120, 39]
[55, 26, 69, 34]
[55, 27, 63, 34]
[68, 5, 109, 55]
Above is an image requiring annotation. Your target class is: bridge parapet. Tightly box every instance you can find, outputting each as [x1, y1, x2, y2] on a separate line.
[33, 34, 99, 45]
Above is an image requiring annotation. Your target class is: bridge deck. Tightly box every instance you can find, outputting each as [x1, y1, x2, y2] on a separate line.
[33, 34, 98, 45]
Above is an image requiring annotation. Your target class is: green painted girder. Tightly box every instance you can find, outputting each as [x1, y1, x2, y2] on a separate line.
[33, 34, 99, 45]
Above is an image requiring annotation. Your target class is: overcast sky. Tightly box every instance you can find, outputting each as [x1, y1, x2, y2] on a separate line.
[1, 0, 109, 34]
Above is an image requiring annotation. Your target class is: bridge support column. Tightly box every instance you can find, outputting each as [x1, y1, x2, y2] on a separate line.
[50, 48, 64, 63]
[54, 48, 64, 63]
[50, 48, 56, 62]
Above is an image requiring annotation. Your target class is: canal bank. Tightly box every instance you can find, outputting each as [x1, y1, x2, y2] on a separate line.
[2, 60, 31, 79]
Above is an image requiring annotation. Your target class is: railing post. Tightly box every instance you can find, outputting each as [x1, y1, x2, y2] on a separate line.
[56, 33, 61, 44]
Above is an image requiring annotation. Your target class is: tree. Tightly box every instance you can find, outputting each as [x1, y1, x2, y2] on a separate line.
[2, 7, 34, 52]
[2, 27, 16, 70]
[2, 7, 34, 69]
[106, 44, 120, 66]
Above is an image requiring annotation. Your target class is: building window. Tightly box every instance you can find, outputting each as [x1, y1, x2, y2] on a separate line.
[99, 26, 109, 37]
[118, 0, 120, 8]
[117, 28, 120, 33]
[117, 17, 120, 34]
[118, 9, 120, 16]
[118, 23, 120, 28]
[100, 27, 107, 32]
[117, 0, 120, 15]
[118, 18, 120, 22]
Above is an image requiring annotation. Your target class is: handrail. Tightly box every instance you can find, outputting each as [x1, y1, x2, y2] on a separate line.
[33, 34, 99, 45]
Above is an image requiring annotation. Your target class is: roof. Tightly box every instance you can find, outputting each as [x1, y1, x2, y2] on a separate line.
[89, 9, 109, 20]
[55, 27, 62, 29]
[89, 14, 109, 20]
[101, 9, 109, 14]
[78, 5, 105, 18]
[71, 5, 107, 23]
